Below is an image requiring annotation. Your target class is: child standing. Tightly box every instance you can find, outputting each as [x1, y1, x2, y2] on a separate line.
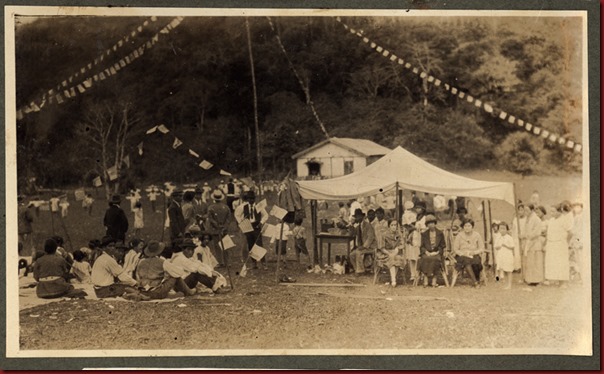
[494, 222, 514, 289]
[270, 222, 291, 268]
[193, 233, 219, 270]
[133, 201, 144, 237]
[70, 249, 92, 283]
[292, 217, 311, 266]
[404, 223, 420, 282]
[82, 193, 94, 216]
[59, 197, 70, 218]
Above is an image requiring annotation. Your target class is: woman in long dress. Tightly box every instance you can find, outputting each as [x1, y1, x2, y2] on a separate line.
[523, 205, 545, 284]
[544, 205, 572, 287]
[377, 220, 406, 287]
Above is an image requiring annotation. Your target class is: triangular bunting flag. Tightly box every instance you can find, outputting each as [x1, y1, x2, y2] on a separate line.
[220, 169, 232, 176]
[199, 160, 213, 170]
[138, 142, 144, 156]
[146, 126, 158, 135]
[122, 155, 130, 168]
[172, 137, 183, 149]
[84, 78, 92, 88]
[188, 149, 200, 158]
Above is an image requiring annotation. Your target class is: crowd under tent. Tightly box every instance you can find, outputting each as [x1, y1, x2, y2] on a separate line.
[295, 146, 517, 266]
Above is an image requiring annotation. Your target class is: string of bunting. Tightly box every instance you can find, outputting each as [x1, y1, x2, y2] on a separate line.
[334, 17, 582, 154]
[142, 124, 233, 176]
[17, 16, 185, 120]
[93, 122, 232, 188]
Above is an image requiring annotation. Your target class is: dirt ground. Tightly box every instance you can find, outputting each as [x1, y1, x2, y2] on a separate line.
[16, 172, 592, 353]
[19, 261, 591, 352]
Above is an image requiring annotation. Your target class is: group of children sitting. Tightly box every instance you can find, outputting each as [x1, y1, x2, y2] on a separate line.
[28, 233, 228, 301]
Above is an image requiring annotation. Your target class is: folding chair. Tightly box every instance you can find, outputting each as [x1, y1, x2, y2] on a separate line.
[373, 249, 407, 286]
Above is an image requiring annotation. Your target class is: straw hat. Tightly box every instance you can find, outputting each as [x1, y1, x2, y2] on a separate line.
[144, 240, 166, 257]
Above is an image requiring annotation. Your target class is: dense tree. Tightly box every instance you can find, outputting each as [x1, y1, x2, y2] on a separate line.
[14, 15, 583, 190]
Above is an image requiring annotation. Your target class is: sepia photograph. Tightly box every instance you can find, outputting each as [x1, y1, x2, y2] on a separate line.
[4, 2, 598, 370]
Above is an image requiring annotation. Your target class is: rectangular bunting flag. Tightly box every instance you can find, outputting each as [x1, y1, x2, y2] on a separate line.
[188, 149, 200, 158]
[145, 126, 158, 135]
[107, 166, 119, 181]
[199, 160, 213, 170]
[157, 124, 170, 134]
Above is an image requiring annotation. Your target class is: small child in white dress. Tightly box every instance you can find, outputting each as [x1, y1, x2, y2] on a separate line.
[71, 249, 91, 283]
[494, 222, 515, 289]
[133, 201, 144, 237]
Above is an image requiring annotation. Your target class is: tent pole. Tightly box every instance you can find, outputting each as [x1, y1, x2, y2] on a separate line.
[395, 182, 400, 223]
[398, 187, 404, 223]
[512, 182, 522, 273]
[311, 200, 319, 265]
[488, 200, 496, 275]
[481, 200, 488, 276]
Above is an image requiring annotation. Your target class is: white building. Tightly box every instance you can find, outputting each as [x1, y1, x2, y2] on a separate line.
[292, 137, 391, 179]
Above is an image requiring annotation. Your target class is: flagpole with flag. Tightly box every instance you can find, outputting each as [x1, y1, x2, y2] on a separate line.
[218, 231, 235, 290]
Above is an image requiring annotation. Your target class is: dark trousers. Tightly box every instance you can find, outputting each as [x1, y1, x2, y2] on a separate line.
[94, 283, 130, 298]
[184, 272, 215, 290]
[244, 229, 265, 264]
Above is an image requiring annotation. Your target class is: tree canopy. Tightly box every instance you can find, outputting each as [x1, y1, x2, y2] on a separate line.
[15, 15, 583, 189]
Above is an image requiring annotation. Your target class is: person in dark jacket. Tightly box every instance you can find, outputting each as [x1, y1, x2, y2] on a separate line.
[419, 214, 446, 287]
[103, 195, 129, 242]
[168, 189, 186, 244]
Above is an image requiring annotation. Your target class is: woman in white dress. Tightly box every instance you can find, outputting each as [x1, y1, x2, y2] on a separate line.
[544, 204, 573, 287]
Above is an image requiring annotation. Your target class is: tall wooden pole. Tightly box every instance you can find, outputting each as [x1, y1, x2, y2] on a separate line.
[245, 17, 262, 175]
[488, 200, 496, 273]
[311, 200, 318, 265]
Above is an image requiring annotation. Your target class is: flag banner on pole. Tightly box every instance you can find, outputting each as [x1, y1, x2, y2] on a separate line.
[199, 160, 213, 170]
[256, 199, 268, 212]
[145, 126, 158, 134]
[137, 142, 144, 156]
[188, 149, 200, 158]
[220, 169, 232, 176]
[157, 124, 170, 134]
[249, 244, 268, 261]
[261, 223, 276, 238]
[239, 263, 248, 277]
[238, 219, 254, 234]
[107, 166, 119, 181]
[221, 234, 236, 250]
[172, 137, 183, 149]
[269, 205, 288, 220]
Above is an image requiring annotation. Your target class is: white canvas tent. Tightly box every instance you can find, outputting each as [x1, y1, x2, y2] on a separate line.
[296, 146, 515, 206]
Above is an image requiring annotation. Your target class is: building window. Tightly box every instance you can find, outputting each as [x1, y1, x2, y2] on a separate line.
[307, 161, 321, 177]
[344, 160, 354, 175]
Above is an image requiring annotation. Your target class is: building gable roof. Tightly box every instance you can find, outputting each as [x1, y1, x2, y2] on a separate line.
[291, 137, 391, 159]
